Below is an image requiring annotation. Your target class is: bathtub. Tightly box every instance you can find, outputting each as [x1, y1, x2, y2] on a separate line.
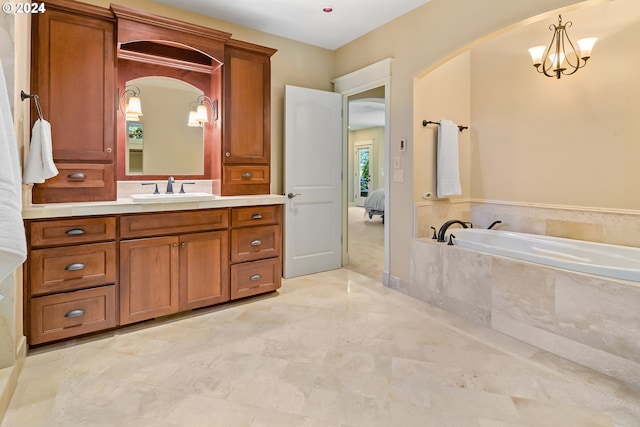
[449, 229, 640, 283]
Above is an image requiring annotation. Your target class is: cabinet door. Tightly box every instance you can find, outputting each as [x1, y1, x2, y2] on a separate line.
[223, 47, 271, 165]
[179, 231, 229, 311]
[120, 236, 179, 325]
[32, 8, 115, 162]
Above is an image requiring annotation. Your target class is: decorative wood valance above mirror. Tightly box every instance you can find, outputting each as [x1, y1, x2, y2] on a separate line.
[111, 5, 231, 183]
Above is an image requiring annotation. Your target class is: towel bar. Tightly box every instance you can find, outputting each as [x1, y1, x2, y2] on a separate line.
[20, 90, 44, 120]
[422, 120, 468, 132]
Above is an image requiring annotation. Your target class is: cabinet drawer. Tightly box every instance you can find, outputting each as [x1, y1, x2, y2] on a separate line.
[231, 205, 281, 228]
[120, 209, 229, 239]
[32, 163, 115, 204]
[231, 258, 281, 299]
[30, 242, 116, 295]
[29, 217, 116, 247]
[30, 285, 117, 345]
[223, 165, 269, 185]
[231, 224, 281, 263]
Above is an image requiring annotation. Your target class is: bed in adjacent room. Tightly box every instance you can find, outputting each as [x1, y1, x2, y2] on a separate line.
[364, 188, 385, 223]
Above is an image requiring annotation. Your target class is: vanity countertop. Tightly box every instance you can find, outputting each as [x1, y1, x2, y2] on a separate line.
[22, 194, 287, 219]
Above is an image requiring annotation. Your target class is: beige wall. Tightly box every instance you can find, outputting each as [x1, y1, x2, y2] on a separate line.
[414, 52, 471, 203]
[470, 0, 640, 211]
[335, 0, 600, 286]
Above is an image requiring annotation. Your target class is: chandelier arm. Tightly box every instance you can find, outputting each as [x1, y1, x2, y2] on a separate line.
[540, 27, 559, 78]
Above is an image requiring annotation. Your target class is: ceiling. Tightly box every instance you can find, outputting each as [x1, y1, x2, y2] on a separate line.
[154, 0, 432, 50]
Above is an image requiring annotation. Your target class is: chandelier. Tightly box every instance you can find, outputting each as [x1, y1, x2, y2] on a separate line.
[528, 15, 597, 79]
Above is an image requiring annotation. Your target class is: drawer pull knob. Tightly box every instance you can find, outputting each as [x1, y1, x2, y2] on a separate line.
[67, 172, 87, 180]
[65, 263, 86, 271]
[64, 309, 85, 318]
[241, 172, 253, 179]
[250, 240, 262, 246]
[65, 228, 86, 235]
[250, 274, 262, 281]
[251, 213, 263, 220]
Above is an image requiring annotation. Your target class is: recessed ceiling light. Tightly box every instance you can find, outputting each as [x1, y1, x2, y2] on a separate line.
[323, 7, 333, 13]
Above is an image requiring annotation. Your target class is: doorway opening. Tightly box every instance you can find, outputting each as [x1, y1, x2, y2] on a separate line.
[345, 89, 386, 281]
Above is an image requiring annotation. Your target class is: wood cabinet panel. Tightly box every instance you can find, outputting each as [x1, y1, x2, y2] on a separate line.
[120, 209, 229, 239]
[231, 225, 281, 263]
[179, 231, 229, 311]
[32, 7, 115, 162]
[30, 242, 116, 296]
[30, 285, 116, 345]
[223, 52, 269, 164]
[30, 216, 116, 247]
[119, 236, 179, 325]
[230, 257, 281, 300]
[231, 205, 281, 228]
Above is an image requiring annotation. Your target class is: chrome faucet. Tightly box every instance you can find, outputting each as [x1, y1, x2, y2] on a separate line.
[166, 176, 175, 194]
[437, 220, 471, 242]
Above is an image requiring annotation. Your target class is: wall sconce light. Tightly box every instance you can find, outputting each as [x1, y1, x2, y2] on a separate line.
[187, 95, 217, 126]
[528, 15, 597, 79]
[118, 85, 143, 121]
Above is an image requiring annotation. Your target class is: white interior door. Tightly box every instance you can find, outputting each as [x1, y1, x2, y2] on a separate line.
[354, 141, 373, 207]
[284, 85, 343, 278]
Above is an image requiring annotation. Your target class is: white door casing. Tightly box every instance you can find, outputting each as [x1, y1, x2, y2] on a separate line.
[284, 85, 343, 278]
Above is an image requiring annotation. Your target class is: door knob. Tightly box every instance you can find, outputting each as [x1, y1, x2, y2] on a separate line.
[287, 193, 301, 199]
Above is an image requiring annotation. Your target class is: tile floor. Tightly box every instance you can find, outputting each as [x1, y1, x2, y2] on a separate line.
[3, 268, 640, 426]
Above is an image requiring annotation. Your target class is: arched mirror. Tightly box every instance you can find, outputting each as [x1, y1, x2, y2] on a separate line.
[123, 76, 205, 176]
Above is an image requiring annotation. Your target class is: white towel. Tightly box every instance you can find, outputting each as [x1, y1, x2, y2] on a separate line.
[436, 119, 462, 198]
[0, 58, 27, 282]
[23, 117, 58, 184]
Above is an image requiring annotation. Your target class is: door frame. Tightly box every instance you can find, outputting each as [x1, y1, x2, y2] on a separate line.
[332, 58, 391, 277]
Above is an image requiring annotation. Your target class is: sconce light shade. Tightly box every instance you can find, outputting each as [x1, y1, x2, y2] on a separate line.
[528, 15, 596, 79]
[119, 85, 143, 118]
[186, 95, 217, 126]
[195, 104, 209, 123]
[187, 110, 200, 127]
[126, 96, 143, 116]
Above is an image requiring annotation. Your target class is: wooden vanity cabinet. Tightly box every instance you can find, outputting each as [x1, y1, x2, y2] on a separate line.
[230, 205, 282, 299]
[222, 40, 277, 196]
[119, 210, 229, 325]
[30, 1, 116, 203]
[25, 216, 118, 345]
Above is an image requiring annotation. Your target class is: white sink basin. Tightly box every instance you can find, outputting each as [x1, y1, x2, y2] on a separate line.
[131, 192, 217, 203]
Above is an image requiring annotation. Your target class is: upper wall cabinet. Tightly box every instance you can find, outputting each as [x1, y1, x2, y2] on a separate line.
[222, 40, 277, 196]
[30, 0, 116, 203]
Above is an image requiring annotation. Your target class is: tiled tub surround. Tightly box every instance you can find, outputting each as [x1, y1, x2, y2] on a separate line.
[416, 201, 640, 248]
[409, 238, 640, 387]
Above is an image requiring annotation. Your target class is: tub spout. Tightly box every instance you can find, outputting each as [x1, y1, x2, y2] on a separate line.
[437, 220, 470, 242]
[488, 220, 502, 230]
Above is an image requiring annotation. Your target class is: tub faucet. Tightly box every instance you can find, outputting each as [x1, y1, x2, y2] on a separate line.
[437, 220, 470, 242]
[166, 176, 175, 194]
[488, 220, 502, 230]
